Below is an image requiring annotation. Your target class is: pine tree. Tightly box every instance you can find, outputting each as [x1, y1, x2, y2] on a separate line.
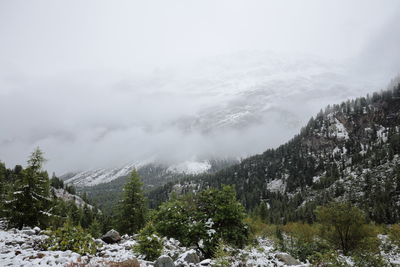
[6, 148, 52, 229]
[116, 170, 147, 234]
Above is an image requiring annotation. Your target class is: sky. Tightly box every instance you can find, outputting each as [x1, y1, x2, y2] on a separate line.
[0, 0, 399, 174]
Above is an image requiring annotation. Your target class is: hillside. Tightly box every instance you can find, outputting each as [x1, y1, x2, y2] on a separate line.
[148, 82, 400, 224]
[66, 159, 238, 213]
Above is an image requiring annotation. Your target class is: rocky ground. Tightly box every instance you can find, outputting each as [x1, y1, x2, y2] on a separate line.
[0, 226, 308, 267]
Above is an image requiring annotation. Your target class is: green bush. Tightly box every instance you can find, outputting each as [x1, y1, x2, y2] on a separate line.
[153, 186, 249, 258]
[133, 223, 163, 261]
[316, 202, 370, 255]
[42, 221, 97, 255]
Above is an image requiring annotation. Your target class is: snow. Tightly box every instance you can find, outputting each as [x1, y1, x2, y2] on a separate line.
[64, 161, 144, 187]
[53, 188, 94, 209]
[167, 161, 211, 175]
[333, 118, 349, 140]
[64, 160, 211, 188]
[377, 126, 388, 143]
[267, 179, 286, 193]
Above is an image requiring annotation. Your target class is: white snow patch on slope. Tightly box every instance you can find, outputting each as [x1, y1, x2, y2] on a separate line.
[377, 126, 388, 143]
[52, 188, 94, 209]
[333, 118, 349, 140]
[167, 161, 211, 175]
[267, 179, 286, 193]
[64, 161, 146, 187]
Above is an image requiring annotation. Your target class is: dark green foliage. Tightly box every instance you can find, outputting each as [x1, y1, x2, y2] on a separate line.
[153, 186, 249, 258]
[116, 170, 147, 235]
[5, 148, 52, 229]
[42, 220, 97, 255]
[50, 174, 64, 189]
[133, 223, 163, 261]
[89, 218, 102, 238]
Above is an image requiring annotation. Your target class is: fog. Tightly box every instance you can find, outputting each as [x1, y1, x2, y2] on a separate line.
[0, 0, 399, 174]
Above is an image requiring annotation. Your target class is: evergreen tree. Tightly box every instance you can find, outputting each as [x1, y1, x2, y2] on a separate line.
[6, 148, 51, 229]
[116, 170, 147, 234]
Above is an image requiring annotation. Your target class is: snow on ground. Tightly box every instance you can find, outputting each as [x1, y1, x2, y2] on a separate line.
[267, 179, 286, 194]
[0, 226, 312, 267]
[4, 225, 399, 267]
[332, 118, 349, 140]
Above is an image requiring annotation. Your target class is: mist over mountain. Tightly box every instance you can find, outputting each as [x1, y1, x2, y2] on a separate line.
[0, 1, 399, 175]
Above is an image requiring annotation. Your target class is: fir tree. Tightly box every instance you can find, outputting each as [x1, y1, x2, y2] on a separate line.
[116, 170, 147, 234]
[6, 148, 51, 229]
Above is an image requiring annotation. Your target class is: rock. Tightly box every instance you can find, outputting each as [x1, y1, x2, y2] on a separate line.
[154, 255, 175, 267]
[94, 238, 106, 246]
[101, 229, 122, 244]
[275, 253, 301, 265]
[33, 226, 41, 234]
[122, 234, 130, 239]
[199, 259, 212, 266]
[22, 229, 36, 236]
[175, 249, 200, 266]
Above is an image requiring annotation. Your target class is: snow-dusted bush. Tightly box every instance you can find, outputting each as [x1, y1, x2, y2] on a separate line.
[42, 221, 97, 255]
[153, 185, 249, 258]
[133, 223, 163, 261]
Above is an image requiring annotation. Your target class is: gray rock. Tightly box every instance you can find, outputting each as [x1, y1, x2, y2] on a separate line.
[101, 229, 121, 244]
[33, 226, 41, 234]
[175, 249, 200, 267]
[94, 238, 105, 246]
[22, 229, 36, 236]
[154, 255, 175, 267]
[275, 253, 301, 265]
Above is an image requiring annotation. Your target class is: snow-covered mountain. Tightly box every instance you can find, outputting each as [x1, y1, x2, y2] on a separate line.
[62, 160, 214, 188]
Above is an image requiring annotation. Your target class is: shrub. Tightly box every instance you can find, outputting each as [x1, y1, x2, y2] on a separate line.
[315, 202, 369, 255]
[133, 223, 163, 261]
[153, 186, 249, 258]
[43, 221, 97, 255]
[281, 222, 323, 262]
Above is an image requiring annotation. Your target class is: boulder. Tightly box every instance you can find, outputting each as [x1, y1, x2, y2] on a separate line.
[101, 229, 122, 244]
[22, 229, 36, 236]
[275, 253, 301, 265]
[175, 249, 200, 267]
[21, 227, 36, 236]
[154, 255, 175, 267]
[199, 259, 212, 266]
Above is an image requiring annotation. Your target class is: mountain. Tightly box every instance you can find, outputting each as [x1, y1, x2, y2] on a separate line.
[62, 159, 235, 188]
[148, 81, 400, 224]
[62, 159, 238, 213]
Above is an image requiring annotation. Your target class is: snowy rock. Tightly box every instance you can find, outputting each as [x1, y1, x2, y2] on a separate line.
[101, 229, 122, 244]
[275, 253, 301, 265]
[199, 259, 212, 266]
[33, 226, 41, 234]
[175, 249, 200, 267]
[22, 228, 36, 236]
[95, 238, 106, 246]
[154, 255, 175, 267]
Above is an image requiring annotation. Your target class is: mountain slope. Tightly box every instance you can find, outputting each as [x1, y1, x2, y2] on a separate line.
[148, 82, 400, 224]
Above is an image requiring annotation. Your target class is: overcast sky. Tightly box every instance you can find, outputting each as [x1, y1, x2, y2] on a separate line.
[0, 0, 399, 173]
